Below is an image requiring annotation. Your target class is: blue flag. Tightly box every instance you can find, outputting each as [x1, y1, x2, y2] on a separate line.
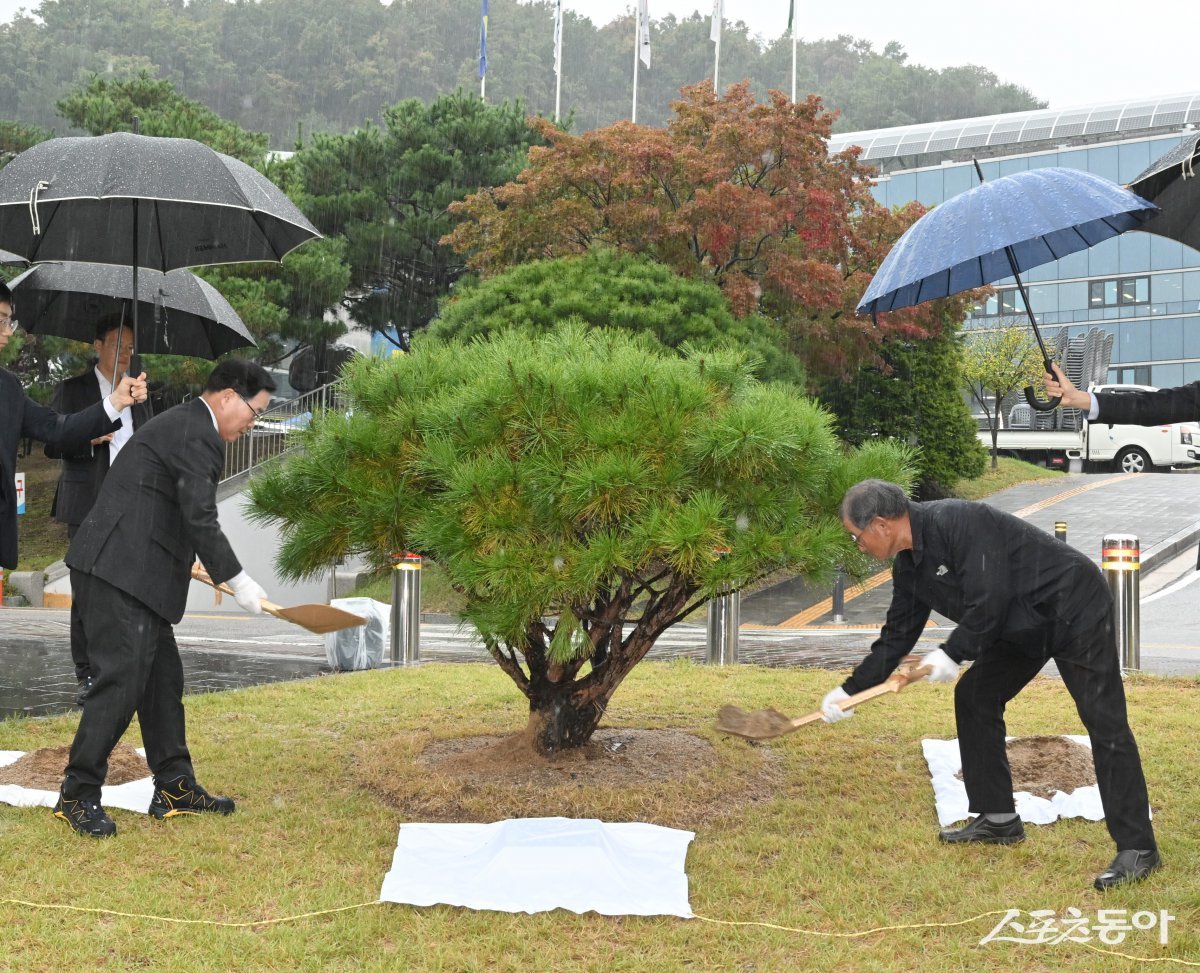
[479, 0, 488, 79]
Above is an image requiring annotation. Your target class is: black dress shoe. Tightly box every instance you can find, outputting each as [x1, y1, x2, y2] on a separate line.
[939, 815, 1025, 845]
[75, 675, 94, 707]
[1094, 849, 1161, 891]
[149, 776, 236, 819]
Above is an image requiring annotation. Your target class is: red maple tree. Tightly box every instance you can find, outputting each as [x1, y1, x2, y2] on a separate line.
[446, 81, 967, 384]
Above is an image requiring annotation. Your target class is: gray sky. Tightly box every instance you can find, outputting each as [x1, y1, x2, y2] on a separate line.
[563, 0, 1196, 110]
[0, 0, 1193, 112]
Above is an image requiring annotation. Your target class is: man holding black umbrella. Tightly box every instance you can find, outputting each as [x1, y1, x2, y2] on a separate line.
[0, 282, 148, 572]
[45, 311, 154, 701]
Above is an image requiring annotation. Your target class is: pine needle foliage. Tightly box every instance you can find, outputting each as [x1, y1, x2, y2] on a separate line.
[248, 324, 914, 750]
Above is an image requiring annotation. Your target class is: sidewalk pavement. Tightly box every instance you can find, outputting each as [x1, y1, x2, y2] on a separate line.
[3, 471, 1199, 720]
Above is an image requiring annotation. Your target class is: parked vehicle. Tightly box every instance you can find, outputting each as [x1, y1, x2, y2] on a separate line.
[977, 385, 1200, 473]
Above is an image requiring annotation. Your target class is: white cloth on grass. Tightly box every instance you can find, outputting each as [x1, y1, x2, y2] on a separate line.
[922, 736, 1105, 827]
[380, 817, 695, 917]
[0, 749, 154, 814]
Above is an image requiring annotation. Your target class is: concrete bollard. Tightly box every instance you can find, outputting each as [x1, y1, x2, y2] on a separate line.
[1102, 534, 1139, 673]
[390, 552, 422, 665]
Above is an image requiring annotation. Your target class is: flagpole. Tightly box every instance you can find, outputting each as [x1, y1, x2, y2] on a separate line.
[791, 23, 797, 103]
[554, 0, 562, 123]
[631, 6, 640, 123]
[712, 3, 721, 94]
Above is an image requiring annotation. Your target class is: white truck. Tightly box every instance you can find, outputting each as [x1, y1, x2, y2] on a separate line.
[977, 385, 1200, 473]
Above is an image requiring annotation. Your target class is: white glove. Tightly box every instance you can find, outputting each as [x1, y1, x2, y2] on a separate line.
[923, 647, 961, 683]
[821, 686, 853, 724]
[227, 571, 267, 615]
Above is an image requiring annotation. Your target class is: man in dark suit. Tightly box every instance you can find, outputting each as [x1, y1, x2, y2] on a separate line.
[1046, 363, 1200, 429]
[56, 358, 274, 839]
[0, 283, 148, 573]
[820, 479, 1158, 892]
[45, 312, 153, 698]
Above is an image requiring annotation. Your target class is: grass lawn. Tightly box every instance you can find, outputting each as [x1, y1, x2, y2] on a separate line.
[1, 662, 1197, 972]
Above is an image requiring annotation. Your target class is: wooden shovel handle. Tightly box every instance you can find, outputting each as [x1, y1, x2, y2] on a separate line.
[193, 571, 283, 616]
[787, 661, 933, 730]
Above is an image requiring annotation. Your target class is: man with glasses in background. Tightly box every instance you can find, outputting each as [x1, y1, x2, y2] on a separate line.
[45, 311, 155, 704]
[0, 281, 148, 575]
[58, 358, 275, 839]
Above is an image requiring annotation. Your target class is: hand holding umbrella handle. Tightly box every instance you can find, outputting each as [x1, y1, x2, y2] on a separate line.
[1024, 357, 1062, 412]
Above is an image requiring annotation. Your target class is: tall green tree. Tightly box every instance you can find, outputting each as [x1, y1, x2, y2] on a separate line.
[429, 248, 805, 386]
[961, 321, 1048, 469]
[296, 91, 540, 344]
[248, 324, 914, 753]
[820, 324, 986, 496]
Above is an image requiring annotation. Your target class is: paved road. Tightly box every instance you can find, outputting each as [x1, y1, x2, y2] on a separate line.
[3, 471, 1199, 719]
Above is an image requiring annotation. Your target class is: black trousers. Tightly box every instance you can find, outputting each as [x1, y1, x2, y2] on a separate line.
[62, 571, 195, 801]
[65, 522, 90, 681]
[954, 609, 1155, 852]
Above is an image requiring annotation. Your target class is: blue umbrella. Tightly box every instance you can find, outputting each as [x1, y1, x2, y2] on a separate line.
[857, 165, 1158, 410]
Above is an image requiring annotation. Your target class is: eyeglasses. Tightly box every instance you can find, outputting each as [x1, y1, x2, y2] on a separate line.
[848, 520, 878, 546]
[238, 393, 264, 420]
[0, 315, 17, 333]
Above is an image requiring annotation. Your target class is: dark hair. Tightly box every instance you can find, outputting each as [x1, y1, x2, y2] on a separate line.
[0, 281, 10, 305]
[841, 479, 910, 529]
[95, 310, 133, 343]
[204, 358, 276, 398]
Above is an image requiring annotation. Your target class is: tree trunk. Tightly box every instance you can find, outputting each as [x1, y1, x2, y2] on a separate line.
[524, 683, 609, 755]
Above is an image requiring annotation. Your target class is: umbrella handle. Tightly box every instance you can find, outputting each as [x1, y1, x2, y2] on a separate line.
[1023, 357, 1062, 412]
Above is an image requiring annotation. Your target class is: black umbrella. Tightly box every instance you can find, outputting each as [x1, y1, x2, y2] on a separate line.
[9, 261, 255, 360]
[1128, 132, 1200, 251]
[0, 248, 25, 266]
[0, 131, 319, 368]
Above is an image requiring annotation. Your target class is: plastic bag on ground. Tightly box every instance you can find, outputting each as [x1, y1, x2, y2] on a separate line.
[325, 597, 390, 670]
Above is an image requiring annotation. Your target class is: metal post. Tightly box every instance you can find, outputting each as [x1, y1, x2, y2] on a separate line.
[1102, 534, 1140, 673]
[705, 547, 738, 664]
[1055, 521, 1067, 542]
[831, 570, 846, 623]
[390, 551, 422, 665]
[706, 586, 740, 665]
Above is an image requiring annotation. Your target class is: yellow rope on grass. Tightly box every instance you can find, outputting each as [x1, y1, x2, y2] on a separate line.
[4, 898, 1197, 967]
[0, 896, 383, 928]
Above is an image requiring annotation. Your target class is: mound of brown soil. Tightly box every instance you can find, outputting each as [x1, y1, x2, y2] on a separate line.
[0, 743, 149, 790]
[357, 727, 783, 830]
[955, 735, 1096, 799]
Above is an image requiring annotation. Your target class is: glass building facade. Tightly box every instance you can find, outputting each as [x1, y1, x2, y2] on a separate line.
[829, 94, 1200, 387]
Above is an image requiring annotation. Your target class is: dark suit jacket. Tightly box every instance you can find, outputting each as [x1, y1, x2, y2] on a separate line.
[843, 499, 1111, 694]
[0, 368, 119, 569]
[45, 366, 153, 527]
[1095, 383, 1200, 426]
[66, 398, 242, 623]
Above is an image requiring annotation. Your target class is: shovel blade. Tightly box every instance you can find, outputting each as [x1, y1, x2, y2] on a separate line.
[715, 704, 799, 740]
[269, 603, 367, 635]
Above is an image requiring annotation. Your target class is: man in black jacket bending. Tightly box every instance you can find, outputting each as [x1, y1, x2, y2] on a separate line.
[57, 359, 273, 839]
[820, 479, 1158, 892]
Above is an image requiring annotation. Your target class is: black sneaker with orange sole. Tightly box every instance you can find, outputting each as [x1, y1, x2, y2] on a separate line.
[54, 792, 117, 838]
[149, 776, 236, 819]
